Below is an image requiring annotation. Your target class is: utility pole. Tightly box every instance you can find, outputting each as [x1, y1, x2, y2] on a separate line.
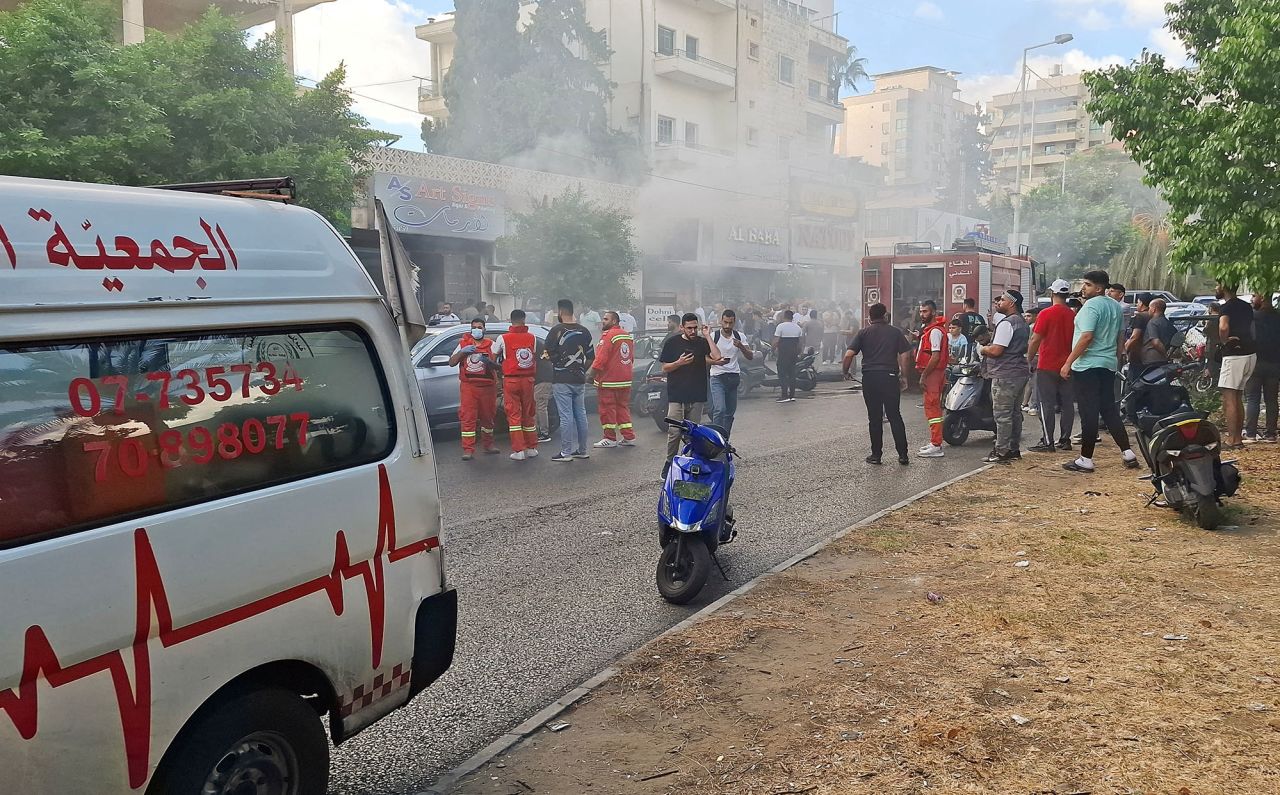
[276, 0, 296, 77]
[1011, 33, 1072, 253]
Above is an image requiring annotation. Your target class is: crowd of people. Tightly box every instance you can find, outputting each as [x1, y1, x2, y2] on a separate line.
[439, 275, 1279, 475]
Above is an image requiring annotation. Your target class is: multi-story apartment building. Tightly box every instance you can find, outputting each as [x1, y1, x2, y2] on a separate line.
[987, 67, 1113, 191]
[835, 66, 979, 208]
[414, 0, 871, 307]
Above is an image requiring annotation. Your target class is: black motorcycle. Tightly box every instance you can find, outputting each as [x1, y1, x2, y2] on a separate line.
[762, 346, 819, 393]
[631, 355, 669, 432]
[1123, 361, 1241, 530]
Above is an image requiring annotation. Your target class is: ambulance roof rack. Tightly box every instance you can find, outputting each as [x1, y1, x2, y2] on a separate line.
[148, 177, 296, 203]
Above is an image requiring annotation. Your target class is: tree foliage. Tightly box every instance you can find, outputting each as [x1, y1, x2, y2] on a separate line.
[498, 189, 639, 310]
[939, 104, 992, 217]
[1084, 0, 1280, 291]
[831, 44, 869, 95]
[0, 0, 390, 228]
[422, 0, 641, 181]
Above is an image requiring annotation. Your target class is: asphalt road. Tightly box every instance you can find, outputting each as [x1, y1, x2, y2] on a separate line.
[327, 380, 991, 794]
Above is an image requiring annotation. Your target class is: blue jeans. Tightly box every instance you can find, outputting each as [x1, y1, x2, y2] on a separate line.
[708, 373, 740, 437]
[552, 382, 588, 455]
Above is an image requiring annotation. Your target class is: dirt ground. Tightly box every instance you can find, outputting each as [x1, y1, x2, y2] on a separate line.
[452, 443, 1280, 795]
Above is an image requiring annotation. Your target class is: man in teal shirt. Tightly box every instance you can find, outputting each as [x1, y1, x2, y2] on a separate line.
[1060, 269, 1139, 473]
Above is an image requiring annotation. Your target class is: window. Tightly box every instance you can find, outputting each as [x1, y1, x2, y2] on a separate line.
[895, 138, 906, 153]
[896, 118, 908, 132]
[748, 41, 760, 60]
[746, 126, 758, 146]
[657, 25, 675, 56]
[685, 34, 699, 60]
[778, 55, 795, 85]
[0, 327, 395, 548]
[1090, 118, 1104, 131]
[1043, 144, 1056, 154]
[881, 142, 889, 155]
[896, 99, 908, 113]
[657, 115, 674, 144]
[881, 122, 889, 135]
[808, 79, 823, 99]
[685, 121, 699, 147]
[882, 102, 889, 112]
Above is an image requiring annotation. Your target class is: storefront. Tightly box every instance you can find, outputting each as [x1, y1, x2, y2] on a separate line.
[789, 217, 860, 304]
[366, 173, 506, 317]
[707, 220, 789, 305]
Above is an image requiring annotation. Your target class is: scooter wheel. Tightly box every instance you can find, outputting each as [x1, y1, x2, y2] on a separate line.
[657, 536, 712, 604]
[942, 412, 970, 446]
[1192, 494, 1222, 531]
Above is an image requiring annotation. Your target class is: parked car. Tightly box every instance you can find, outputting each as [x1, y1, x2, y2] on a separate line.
[1192, 295, 1218, 307]
[1166, 301, 1209, 319]
[1123, 289, 1180, 307]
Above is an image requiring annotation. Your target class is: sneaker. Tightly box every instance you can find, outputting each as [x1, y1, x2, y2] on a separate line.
[1062, 460, 1095, 473]
[525, 448, 540, 458]
[1264, 434, 1279, 443]
[898, 455, 911, 465]
[775, 397, 788, 403]
[618, 438, 637, 447]
[1027, 408, 1039, 417]
[983, 451, 1010, 464]
[572, 450, 591, 459]
[1123, 455, 1141, 469]
[550, 452, 573, 462]
[1057, 439, 1073, 451]
[1242, 433, 1258, 445]
[1007, 450, 1022, 461]
[865, 454, 883, 465]
[461, 453, 473, 461]
[917, 444, 944, 458]
[1028, 442, 1056, 453]
[537, 433, 553, 444]
[510, 451, 527, 461]
[593, 439, 619, 448]
[1021, 405, 1030, 413]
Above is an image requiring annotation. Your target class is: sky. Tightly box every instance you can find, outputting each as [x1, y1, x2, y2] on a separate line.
[263, 0, 1189, 153]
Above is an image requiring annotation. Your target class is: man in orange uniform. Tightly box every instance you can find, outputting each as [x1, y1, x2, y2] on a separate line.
[449, 317, 499, 460]
[590, 310, 636, 448]
[491, 309, 541, 460]
[916, 299, 950, 458]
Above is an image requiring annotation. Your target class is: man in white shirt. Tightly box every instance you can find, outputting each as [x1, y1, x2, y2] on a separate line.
[773, 310, 805, 402]
[617, 310, 637, 334]
[429, 302, 460, 325]
[706, 309, 754, 436]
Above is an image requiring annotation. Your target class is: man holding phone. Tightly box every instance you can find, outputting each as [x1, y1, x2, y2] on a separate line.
[660, 312, 719, 468]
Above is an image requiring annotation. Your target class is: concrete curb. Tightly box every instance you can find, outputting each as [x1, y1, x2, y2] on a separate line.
[417, 463, 992, 795]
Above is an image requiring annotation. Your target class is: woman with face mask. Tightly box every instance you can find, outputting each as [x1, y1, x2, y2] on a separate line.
[449, 318, 499, 460]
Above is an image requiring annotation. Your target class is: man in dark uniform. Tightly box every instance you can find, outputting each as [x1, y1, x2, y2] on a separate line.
[843, 303, 913, 465]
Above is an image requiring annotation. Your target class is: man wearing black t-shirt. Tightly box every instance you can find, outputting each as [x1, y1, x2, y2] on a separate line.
[1216, 282, 1257, 446]
[660, 312, 719, 462]
[843, 303, 913, 465]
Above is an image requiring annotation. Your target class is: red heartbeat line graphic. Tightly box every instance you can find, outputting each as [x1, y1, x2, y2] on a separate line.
[0, 464, 438, 789]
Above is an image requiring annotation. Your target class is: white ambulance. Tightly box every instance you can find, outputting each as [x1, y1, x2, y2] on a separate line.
[0, 176, 456, 793]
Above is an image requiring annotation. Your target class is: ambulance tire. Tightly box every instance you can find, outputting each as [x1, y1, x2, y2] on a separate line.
[148, 686, 329, 795]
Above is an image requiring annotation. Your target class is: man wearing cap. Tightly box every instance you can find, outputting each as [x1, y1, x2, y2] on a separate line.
[1060, 270, 1140, 473]
[979, 289, 1030, 464]
[1026, 280, 1077, 452]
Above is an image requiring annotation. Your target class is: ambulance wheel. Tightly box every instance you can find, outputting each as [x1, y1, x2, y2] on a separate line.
[942, 413, 969, 446]
[657, 535, 711, 605]
[148, 687, 328, 795]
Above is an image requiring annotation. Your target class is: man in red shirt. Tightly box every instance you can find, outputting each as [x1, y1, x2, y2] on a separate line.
[915, 300, 949, 457]
[1026, 280, 1076, 452]
[449, 317, 499, 460]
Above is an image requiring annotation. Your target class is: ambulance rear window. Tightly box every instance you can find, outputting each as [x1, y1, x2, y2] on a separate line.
[0, 326, 395, 548]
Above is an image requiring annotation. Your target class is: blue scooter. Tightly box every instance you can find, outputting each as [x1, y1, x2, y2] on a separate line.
[657, 417, 737, 604]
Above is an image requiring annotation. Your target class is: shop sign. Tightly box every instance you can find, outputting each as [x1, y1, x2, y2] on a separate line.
[716, 221, 788, 269]
[790, 219, 858, 268]
[791, 180, 861, 219]
[374, 174, 505, 241]
[645, 304, 675, 331]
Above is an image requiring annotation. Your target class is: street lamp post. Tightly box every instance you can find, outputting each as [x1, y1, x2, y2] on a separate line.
[1011, 33, 1073, 254]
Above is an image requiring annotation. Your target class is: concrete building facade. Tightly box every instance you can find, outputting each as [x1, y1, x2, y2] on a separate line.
[987, 68, 1113, 191]
[836, 66, 978, 208]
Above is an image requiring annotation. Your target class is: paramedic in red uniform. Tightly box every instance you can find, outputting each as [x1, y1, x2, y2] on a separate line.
[590, 311, 636, 448]
[915, 300, 949, 458]
[492, 310, 541, 460]
[449, 317, 499, 460]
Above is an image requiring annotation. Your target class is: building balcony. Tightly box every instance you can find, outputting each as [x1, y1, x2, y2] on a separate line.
[805, 93, 844, 123]
[418, 78, 448, 118]
[1035, 128, 1079, 144]
[808, 23, 848, 55]
[415, 14, 455, 44]
[653, 140, 735, 171]
[654, 50, 736, 91]
[667, 0, 736, 12]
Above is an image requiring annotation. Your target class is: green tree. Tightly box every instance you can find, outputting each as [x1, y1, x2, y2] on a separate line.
[422, 0, 640, 181]
[940, 104, 992, 216]
[498, 188, 639, 310]
[830, 44, 869, 96]
[1084, 0, 1280, 292]
[0, 0, 389, 228]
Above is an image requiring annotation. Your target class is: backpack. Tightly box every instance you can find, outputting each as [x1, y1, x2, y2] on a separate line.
[712, 329, 741, 345]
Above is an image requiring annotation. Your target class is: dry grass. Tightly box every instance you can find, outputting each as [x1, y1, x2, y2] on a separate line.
[455, 445, 1280, 795]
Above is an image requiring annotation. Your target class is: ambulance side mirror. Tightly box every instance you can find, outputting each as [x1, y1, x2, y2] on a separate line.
[427, 354, 452, 367]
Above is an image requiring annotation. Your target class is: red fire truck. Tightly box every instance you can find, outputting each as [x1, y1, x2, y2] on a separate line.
[861, 235, 1040, 334]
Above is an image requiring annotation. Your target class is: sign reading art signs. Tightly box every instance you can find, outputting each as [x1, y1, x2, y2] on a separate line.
[790, 219, 858, 268]
[374, 174, 505, 241]
[716, 221, 788, 270]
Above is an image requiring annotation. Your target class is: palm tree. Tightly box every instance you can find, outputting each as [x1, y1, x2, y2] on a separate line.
[830, 44, 869, 97]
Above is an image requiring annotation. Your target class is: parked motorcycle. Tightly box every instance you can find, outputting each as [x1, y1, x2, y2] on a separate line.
[657, 417, 737, 604]
[1123, 361, 1240, 530]
[737, 339, 774, 397]
[941, 358, 996, 446]
[761, 346, 819, 393]
[632, 354, 669, 432]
